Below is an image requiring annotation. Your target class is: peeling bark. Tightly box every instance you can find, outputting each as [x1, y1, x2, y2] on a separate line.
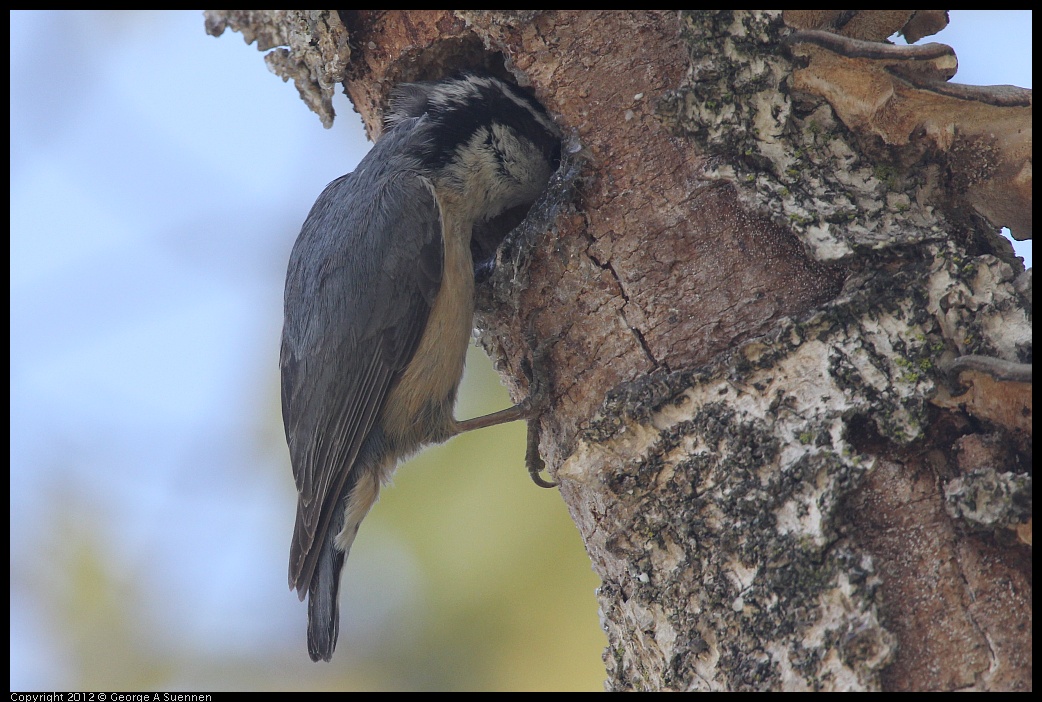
[207, 10, 1031, 691]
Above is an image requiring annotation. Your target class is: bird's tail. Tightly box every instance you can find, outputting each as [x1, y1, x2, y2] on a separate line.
[307, 529, 346, 662]
[305, 469, 381, 662]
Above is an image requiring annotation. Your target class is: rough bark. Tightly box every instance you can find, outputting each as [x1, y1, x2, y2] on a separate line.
[206, 10, 1031, 691]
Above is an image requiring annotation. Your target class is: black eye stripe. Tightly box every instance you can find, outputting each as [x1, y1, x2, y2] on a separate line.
[387, 75, 561, 172]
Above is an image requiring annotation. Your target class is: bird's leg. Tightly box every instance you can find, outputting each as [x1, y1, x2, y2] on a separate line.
[454, 326, 562, 488]
[453, 403, 531, 433]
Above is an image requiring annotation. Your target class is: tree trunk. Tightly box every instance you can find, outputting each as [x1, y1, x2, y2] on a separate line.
[206, 10, 1032, 691]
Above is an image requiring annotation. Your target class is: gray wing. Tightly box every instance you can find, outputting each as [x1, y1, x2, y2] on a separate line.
[281, 157, 442, 596]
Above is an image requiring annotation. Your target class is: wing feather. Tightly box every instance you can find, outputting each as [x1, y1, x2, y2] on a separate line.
[281, 144, 442, 594]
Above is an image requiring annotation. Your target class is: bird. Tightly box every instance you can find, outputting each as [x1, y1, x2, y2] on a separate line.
[280, 73, 561, 661]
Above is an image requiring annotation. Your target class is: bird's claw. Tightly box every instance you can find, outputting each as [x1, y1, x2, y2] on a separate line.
[521, 325, 566, 489]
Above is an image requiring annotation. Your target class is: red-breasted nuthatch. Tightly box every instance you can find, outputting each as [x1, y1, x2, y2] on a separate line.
[281, 74, 561, 661]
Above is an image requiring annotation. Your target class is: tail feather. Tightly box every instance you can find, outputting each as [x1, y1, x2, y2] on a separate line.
[304, 471, 376, 662]
[307, 539, 345, 662]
